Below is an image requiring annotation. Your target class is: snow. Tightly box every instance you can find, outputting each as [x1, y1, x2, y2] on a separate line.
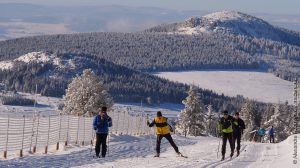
[0, 93, 299, 167]
[202, 11, 251, 22]
[169, 10, 287, 41]
[173, 11, 265, 35]
[155, 70, 294, 104]
[0, 61, 13, 70]
[0, 93, 62, 117]
[0, 52, 76, 70]
[15, 52, 54, 63]
[0, 133, 298, 168]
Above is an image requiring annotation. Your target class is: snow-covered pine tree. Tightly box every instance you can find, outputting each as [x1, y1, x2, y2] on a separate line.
[206, 104, 214, 135]
[240, 99, 258, 141]
[176, 85, 206, 136]
[261, 104, 274, 127]
[264, 102, 293, 141]
[63, 69, 113, 116]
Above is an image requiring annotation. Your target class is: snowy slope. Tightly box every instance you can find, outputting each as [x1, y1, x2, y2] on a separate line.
[146, 11, 300, 46]
[156, 70, 294, 104]
[178, 11, 279, 38]
[0, 51, 76, 70]
[1, 134, 298, 168]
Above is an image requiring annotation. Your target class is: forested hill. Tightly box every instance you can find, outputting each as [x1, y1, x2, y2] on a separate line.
[0, 52, 248, 112]
[0, 30, 299, 80]
[0, 11, 299, 109]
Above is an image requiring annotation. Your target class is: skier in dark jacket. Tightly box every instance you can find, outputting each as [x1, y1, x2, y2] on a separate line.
[232, 112, 245, 157]
[93, 106, 112, 158]
[218, 110, 234, 160]
[269, 126, 275, 143]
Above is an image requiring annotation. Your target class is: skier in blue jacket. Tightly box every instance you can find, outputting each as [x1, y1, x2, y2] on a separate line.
[93, 106, 112, 158]
[269, 126, 275, 143]
[257, 127, 266, 143]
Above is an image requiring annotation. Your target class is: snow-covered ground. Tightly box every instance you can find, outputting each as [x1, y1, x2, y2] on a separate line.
[0, 93, 182, 118]
[1, 133, 298, 168]
[155, 70, 294, 104]
[0, 93, 299, 167]
[0, 93, 62, 117]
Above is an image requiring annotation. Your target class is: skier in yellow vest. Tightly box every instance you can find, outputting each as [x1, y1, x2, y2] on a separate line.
[218, 110, 234, 160]
[147, 111, 182, 157]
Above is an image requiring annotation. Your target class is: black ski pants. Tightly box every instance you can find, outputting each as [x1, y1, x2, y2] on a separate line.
[221, 132, 234, 156]
[95, 133, 108, 157]
[156, 133, 179, 154]
[233, 132, 242, 152]
[270, 134, 275, 143]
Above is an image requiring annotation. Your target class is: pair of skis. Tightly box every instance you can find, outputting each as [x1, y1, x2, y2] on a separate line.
[154, 153, 188, 158]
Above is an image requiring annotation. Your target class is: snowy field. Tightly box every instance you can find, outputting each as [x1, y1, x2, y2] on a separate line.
[156, 71, 294, 104]
[0, 93, 182, 118]
[1, 133, 298, 168]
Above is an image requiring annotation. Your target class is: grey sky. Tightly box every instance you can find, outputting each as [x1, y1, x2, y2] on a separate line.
[0, 0, 299, 14]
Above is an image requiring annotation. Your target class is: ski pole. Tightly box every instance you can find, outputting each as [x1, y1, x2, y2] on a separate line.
[107, 129, 110, 157]
[146, 115, 154, 151]
[217, 136, 221, 159]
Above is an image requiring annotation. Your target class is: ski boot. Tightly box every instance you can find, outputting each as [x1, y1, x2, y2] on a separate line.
[230, 152, 234, 158]
[237, 150, 240, 157]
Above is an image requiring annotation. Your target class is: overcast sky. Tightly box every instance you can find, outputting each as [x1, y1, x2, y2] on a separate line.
[0, 0, 299, 14]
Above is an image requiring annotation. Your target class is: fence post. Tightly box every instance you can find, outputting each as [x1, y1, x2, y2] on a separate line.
[142, 114, 146, 135]
[122, 111, 126, 135]
[45, 115, 51, 154]
[82, 116, 85, 146]
[20, 115, 26, 157]
[115, 111, 120, 135]
[137, 114, 141, 135]
[110, 109, 114, 134]
[90, 117, 94, 146]
[33, 113, 40, 153]
[65, 115, 70, 146]
[140, 115, 143, 135]
[75, 115, 80, 145]
[29, 113, 35, 153]
[57, 113, 62, 150]
[4, 115, 10, 159]
[127, 111, 130, 135]
[130, 114, 133, 135]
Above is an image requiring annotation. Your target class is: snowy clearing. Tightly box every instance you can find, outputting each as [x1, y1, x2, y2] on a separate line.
[0, 93, 182, 118]
[0, 134, 298, 168]
[155, 70, 294, 104]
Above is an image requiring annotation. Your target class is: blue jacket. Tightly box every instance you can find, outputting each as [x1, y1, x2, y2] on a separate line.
[269, 128, 274, 135]
[258, 128, 266, 136]
[93, 115, 112, 134]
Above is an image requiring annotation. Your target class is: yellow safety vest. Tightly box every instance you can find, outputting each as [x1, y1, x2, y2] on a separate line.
[218, 119, 233, 133]
[154, 117, 170, 135]
[222, 124, 233, 133]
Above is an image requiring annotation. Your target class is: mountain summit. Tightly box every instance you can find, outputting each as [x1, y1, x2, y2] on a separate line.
[146, 11, 300, 46]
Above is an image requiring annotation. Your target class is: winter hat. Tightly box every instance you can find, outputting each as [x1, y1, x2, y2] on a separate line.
[157, 111, 162, 117]
[223, 110, 228, 115]
[235, 112, 239, 116]
[101, 106, 107, 112]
